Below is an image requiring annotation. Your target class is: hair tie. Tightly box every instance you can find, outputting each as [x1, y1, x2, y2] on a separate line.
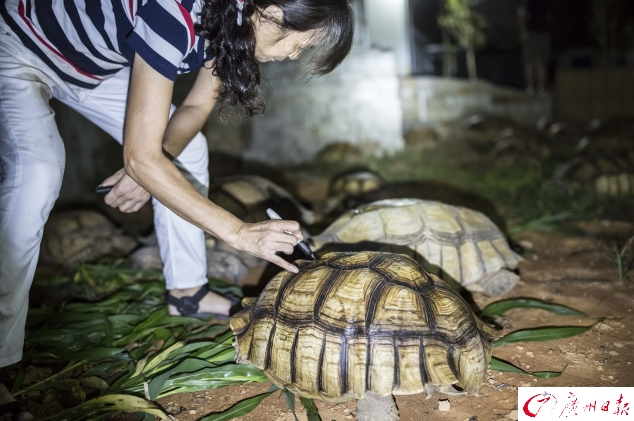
[236, 0, 244, 26]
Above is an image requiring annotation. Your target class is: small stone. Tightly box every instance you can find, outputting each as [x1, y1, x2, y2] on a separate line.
[438, 400, 451, 412]
[548, 349, 553, 355]
[189, 410, 196, 415]
[597, 366, 604, 371]
[526, 351, 534, 357]
[488, 379, 497, 385]
[343, 408, 350, 415]
[525, 365, 531, 369]
[519, 240, 534, 249]
[346, 415, 353, 419]
[508, 410, 519, 420]
[609, 376, 614, 379]
[615, 343, 624, 348]
[609, 351, 619, 356]
[516, 346, 524, 351]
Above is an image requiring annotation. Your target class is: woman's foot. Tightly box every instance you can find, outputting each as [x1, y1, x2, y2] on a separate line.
[167, 285, 231, 318]
[0, 381, 32, 421]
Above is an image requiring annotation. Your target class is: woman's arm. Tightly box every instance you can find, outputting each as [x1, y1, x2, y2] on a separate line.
[162, 61, 220, 159]
[101, 63, 217, 211]
[110, 53, 302, 272]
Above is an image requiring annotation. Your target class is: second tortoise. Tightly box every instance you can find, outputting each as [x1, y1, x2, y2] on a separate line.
[311, 199, 522, 297]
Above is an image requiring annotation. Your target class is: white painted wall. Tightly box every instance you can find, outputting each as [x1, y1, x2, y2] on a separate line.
[364, 0, 412, 76]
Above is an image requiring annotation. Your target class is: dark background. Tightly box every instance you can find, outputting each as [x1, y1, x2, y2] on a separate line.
[409, 0, 634, 87]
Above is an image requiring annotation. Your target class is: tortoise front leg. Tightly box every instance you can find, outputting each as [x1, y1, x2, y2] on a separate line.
[356, 392, 399, 421]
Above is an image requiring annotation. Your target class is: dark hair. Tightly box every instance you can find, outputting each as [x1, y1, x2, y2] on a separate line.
[196, 0, 355, 116]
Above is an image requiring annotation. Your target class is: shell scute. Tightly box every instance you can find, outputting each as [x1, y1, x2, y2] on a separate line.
[372, 256, 432, 290]
[317, 268, 381, 331]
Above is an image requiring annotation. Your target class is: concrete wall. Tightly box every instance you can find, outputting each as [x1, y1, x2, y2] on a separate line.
[401, 77, 552, 131]
[243, 47, 405, 165]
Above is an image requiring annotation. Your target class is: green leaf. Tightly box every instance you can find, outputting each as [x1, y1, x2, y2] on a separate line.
[148, 367, 176, 401]
[300, 397, 322, 421]
[138, 342, 184, 376]
[284, 389, 299, 421]
[80, 361, 129, 380]
[10, 369, 25, 394]
[79, 377, 109, 394]
[490, 357, 563, 378]
[493, 325, 593, 347]
[40, 394, 169, 421]
[215, 331, 235, 345]
[199, 390, 275, 421]
[481, 299, 586, 317]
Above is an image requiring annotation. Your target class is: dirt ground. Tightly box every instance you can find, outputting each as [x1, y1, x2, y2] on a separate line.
[152, 222, 634, 421]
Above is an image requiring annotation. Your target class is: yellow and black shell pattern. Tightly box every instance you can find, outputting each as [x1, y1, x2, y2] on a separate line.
[230, 251, 496, 403]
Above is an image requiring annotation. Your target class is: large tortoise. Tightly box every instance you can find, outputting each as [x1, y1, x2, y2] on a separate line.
[311, 199, 522, 297]
[209, 175, 315, 225]
[231, 251, 496, 421]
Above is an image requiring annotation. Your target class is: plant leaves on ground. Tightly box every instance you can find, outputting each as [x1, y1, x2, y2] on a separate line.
[489, 357, 563, 378]
[300, 397, 322, 421]
[493, 325, 594, 348]
[12, 263, 265, 421]
[481, 298, 586, 317]
[198, 388, 279, 421]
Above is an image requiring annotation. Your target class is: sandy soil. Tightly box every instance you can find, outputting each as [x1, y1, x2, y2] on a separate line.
[152, 225, 634, 421]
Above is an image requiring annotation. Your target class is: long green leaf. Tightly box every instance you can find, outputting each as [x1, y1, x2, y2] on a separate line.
[300, 397, 322, 421]
[10, 369, 25, 394]
[148, 367, 176, 400]
[198, 390, 276, 421]
[482, 299, 586, 317]
[41, 394, 169, 421]
[493, 325, 593, 347]
[284, 389, 299, 421]
[490, 357, 563, 378]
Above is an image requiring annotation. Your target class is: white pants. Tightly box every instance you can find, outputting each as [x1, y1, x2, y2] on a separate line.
[0, 18, 209, 367]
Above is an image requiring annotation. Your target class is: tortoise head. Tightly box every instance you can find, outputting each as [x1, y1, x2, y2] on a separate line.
[229, 297, 258, 365]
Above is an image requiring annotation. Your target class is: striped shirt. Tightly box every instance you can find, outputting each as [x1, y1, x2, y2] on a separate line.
[1, 0, 211, 89]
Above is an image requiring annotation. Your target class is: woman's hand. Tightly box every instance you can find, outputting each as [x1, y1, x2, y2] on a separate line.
[100, 168, 151, 213]
[234, 220, 304, 273]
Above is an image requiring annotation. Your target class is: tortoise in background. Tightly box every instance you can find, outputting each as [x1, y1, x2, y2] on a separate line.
[322, 170, 385, 215]
[554, 152, 634, 197]
[40, 210, 137, 267]
[311, 199, 522, 297]
[209, 175, 315, 225]
[231, 251, 496, 421]
[323, 180, 506, 231]
[330, 170, 384, 197]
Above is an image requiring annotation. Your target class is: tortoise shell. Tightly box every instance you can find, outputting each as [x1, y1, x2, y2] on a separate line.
[554, 152, 634, 197]
[312, 199, 522, 296]
[41, 210, 137, 267]
[208, 175, 315, 225]
[330, 171, 383, 197]
[230, 251, 496, 402]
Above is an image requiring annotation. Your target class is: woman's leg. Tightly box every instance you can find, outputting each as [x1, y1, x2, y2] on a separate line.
[58, 69, 229, 315]
[0, 46, 65, 367]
